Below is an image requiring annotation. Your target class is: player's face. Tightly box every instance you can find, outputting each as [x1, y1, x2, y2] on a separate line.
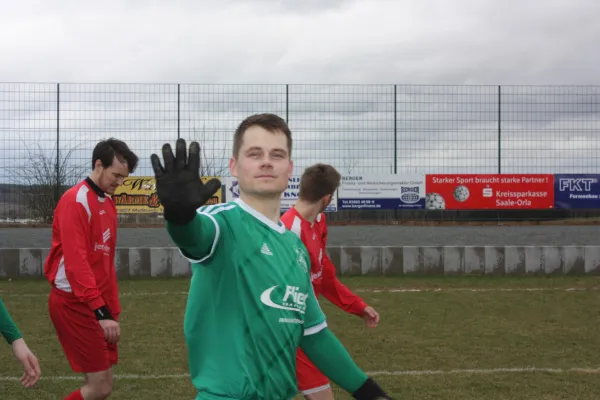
[96, 157, 130, 195]
[230, 125, 293, 198]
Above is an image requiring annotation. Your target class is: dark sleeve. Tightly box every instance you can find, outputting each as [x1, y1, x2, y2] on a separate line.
[299, 326, 368, 393]
[0, 298, 22, 344]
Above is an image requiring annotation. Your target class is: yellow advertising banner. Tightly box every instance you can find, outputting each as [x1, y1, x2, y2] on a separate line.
[111, 176, 223, 214]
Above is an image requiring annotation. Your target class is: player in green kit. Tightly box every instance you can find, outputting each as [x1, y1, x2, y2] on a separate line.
[150, 114, 392, 400]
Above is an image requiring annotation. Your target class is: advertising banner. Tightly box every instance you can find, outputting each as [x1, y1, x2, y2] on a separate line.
[222, 176, 338, 212]
[554, 174, 600, 209]
[424, 174, 554, 210]
[337, 174, 425, 210]
[112, 176, 223, 213]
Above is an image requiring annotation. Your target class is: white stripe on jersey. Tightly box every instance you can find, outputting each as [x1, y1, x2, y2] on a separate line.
[196, 203, 236, 215]
[304, 321, 328, 336]
[290, 216, 302, 239]
[178, 203, 237, 264]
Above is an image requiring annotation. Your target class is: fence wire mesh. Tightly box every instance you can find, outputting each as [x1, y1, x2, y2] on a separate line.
[1, 83, 599, 221]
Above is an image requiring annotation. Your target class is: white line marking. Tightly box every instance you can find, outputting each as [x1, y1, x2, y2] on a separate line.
[1, 367, 599, 382]
[2, 287, 599, 298]
[0, 291, 190, 298]
[355, 287, 600, 293]
[367, 367, 600, 376]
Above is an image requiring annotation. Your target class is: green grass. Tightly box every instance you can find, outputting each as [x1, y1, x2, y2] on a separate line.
[1, 276, 600, 399]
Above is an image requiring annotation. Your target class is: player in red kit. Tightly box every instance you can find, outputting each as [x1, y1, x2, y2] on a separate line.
[281, 164, 380, 400]
[44, 138, 138, 400]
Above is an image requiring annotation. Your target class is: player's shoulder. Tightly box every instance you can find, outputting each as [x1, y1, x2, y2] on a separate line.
[281, 212, 304, 240]
[196, 201, 239, 219]
[280, 207, 298, 229]
[282, 227, 308, 251]
[316, 212, 327, 224]
[58, 181, 88, 205]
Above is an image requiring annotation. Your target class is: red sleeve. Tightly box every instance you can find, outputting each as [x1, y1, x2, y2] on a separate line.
[60, 199, 105, 311]
[317, 214, 367, 315]
[320, 253, 367, 316]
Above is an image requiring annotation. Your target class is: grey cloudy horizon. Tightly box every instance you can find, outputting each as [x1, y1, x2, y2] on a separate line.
[0, 0, 599, 185]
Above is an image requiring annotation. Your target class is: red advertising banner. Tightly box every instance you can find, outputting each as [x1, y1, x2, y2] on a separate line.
[425, 174, 554, 210]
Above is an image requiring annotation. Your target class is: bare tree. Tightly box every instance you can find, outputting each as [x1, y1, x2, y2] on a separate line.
[188, 124, 229, 177]
[11, 140, 88, 223]
[341, 153, 359, 175]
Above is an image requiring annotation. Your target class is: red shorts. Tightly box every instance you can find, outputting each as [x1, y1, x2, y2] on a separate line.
[48, 287, 118, 373]
[296, 348, 330, 394]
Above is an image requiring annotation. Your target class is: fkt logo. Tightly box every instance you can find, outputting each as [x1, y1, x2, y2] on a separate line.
[559, 178, 597, 192]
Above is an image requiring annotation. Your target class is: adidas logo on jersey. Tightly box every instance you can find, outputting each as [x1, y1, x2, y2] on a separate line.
[261, 243, 273, 256]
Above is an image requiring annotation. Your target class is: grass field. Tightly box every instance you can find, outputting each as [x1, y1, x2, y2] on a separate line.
[2, 275, 600, 399]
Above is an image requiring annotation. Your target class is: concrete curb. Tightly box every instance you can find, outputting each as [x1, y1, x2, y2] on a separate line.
[1, 246, 599, 278]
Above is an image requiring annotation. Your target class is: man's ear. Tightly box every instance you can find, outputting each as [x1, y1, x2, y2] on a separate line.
[229, 156, 237, 177]
[287, 159, 294, 179]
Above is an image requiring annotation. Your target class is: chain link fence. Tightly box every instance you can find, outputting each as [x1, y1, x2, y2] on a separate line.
[1, 83, 598, 222]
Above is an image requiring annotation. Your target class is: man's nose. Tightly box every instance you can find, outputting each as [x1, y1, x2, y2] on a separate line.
[260, 156, 273, 167]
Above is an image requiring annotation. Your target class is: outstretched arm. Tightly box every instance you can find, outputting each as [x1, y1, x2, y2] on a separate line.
[300, 264, 391, 399]
[166, 209, 221, 263]
[151, 139, 222, 263]
[300, 327, 390, 399]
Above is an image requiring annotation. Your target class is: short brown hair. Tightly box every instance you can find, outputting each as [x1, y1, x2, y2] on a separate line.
[232, 113, 292, 158]
[92, 138, 139, 173]
[298, 163, 341, 203]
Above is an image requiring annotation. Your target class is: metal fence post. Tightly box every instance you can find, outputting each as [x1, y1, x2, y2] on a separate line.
[285, 84, 289, 123]
[498, 85, 501, 174]
[55, 83, 60, 202]
[394, 84, 397, 174]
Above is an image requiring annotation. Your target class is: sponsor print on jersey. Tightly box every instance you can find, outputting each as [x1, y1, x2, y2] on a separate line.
[260, 285, 308, 325]
[93, 228, 111, 254]
[311, 270, 323, 282]
[295, 247, 309, 273]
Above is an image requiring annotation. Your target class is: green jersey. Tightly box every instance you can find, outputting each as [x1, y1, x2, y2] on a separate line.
[171, 198, 327, 400]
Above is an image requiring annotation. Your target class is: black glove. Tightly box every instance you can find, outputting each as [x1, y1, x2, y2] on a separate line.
[352, 378, 392, 400]
[150, 138, 221, 225]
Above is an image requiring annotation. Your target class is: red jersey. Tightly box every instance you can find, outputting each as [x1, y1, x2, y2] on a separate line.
[281, 207, 367, 316]
[44, 178, 120, 315]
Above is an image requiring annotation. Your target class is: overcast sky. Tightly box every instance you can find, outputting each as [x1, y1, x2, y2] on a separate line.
[2, 0, 599, 84]
[1, 0, 599, 185]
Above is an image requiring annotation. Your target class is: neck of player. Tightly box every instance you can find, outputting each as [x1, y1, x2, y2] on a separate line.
[239, 192, 282, 224]
[87, 172, 104, 193]
[293, 199, 321, 223]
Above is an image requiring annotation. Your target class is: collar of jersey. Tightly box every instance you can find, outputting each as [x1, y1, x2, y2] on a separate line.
[234, 198, 286, 234]
[84, 177, 105, 197]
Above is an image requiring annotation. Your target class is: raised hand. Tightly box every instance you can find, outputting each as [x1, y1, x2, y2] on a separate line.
[150, 138, 221, 224]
